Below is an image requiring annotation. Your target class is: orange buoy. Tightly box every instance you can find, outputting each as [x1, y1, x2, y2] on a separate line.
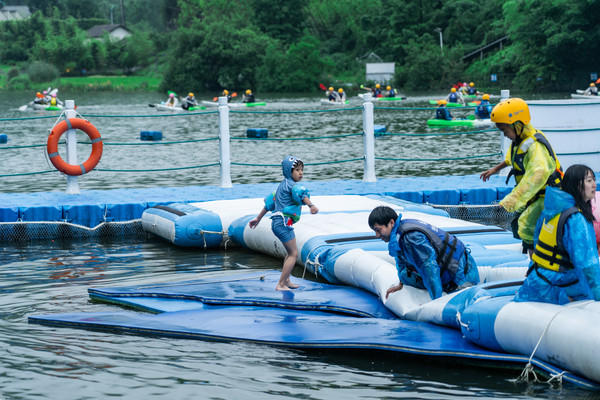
[47, 118, 103, 176]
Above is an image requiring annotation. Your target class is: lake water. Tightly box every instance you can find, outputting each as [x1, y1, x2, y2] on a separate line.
[0, 91, 591, 399]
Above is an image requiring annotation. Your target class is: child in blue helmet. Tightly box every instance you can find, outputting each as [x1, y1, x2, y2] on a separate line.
[249, 155, 319, 290]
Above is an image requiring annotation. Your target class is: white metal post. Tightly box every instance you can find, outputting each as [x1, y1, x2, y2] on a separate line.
[500, 89, 510, 100]
[362, 93, 376, 182]
[498, 89, 510, 177]
[64, 100, 80, 194]
[218, 96, 232, 188]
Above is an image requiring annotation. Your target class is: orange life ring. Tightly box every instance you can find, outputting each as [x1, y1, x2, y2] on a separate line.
[47, 118, 103, 176]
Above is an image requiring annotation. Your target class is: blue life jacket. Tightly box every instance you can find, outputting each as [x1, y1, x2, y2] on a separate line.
[467, 87, 477, 95]
[396, 219, 468, 279]
[475, 102, 491, 118]
[448, 92, 458, 103]
[435, 107, 452, 120]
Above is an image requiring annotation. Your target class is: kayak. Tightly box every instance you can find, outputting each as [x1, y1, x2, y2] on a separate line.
[152, 103, 206, 112]
[428, 100, 479, 107]
[320, 99, 349, 106]
[571, 93, 600, 100]
[427, 118, 494, 128]
[358, 93, 405, 102]
[200, 101, 267, 108]
[29, 103, 63, 111]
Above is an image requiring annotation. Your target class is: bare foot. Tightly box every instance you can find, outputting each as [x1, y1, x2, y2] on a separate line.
[286, 281, 300, 289]
[276, 284, 291, 291]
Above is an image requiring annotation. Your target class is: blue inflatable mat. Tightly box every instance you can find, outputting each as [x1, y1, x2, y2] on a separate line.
[28, 306, 596, 388]
[88, 271, 396, 319]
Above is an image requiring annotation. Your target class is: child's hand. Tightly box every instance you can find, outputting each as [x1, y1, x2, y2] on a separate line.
[248, 218, 259, 229]
[308, 204, 318, 214]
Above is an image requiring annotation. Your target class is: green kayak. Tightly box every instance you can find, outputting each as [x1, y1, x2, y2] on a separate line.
[244, 102, 266, 107]
[427, 117, 493, 128]
[428, 100, 479, 107]
[376, 97, 404, 102]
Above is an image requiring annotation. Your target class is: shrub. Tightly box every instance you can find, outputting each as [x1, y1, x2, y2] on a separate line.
[26, 61, 59, 83]
[7, 74, 32, 90]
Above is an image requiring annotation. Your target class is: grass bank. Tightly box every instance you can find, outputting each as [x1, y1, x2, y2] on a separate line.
[46, 75, 162, 91]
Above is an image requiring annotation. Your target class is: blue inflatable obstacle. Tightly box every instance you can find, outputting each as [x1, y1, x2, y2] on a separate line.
[141, 203, 224, 247]
[373, 124, 387, 137]
[0, 134, 7, 144]
[140, 130, 162, 141]
[28, 271, 597, 388]
[246, 128, 268, 138]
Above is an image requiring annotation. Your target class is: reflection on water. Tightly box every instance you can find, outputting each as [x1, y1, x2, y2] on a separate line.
[0, 92, 586, 398]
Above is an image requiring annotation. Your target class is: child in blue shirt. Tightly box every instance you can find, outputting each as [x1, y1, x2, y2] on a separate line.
[249, 155, 319, 290]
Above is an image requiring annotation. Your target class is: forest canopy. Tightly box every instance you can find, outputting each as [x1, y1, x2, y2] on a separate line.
[1, 0, 599, 92]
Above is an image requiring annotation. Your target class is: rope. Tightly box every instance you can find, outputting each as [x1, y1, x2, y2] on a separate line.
[230, 107, 362, 114]
[0, 170, 55, 177]
[81, 111, 218, 118]
[231, 157, 363, 168]
[383, 129, 496, 137]
[96, 162, 220, 173]
[0, 115, 57, 121]
[231, 133, 362, 141]
[516, 301, 593, 385]
[376, 152, 502, 162]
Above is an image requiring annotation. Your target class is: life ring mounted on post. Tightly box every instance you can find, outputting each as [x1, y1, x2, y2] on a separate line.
[47, 118, 103, 176]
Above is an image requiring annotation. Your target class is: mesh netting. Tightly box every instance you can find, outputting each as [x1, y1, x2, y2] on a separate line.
[430, 204, 516, 231]
[0, 220, 146, 242]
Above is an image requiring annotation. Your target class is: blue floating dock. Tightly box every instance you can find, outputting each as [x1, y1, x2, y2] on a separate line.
[140, 130, 162, 141]
[29, 271, 598, 389]
[0, 174, 516, 229]
[246, 128, 268, 138]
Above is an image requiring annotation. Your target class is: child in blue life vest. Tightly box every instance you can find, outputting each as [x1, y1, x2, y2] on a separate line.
[435, 100, 453, 120]
[249, 155, 319, 290]
[369, 205, 479, 300]
[475, 94, 492, 119]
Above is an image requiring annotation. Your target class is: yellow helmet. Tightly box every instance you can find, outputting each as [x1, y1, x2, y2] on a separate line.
[338, 88, 344, 93]
[469, 82, 475, 87]
[386, 85, 391, 90]
[437, 99, 447, 105]
[451, 87, 457, 92]
[482, 94, 490, 100]
[328, 86, 334, 91]
[246, 89, 252, 95]
[490, 98, 530, 124]
[375, 83, 381, 88]
[591, 83, 596, 87]
[188, 92, 194, 97]
[223, 89, 229, 95]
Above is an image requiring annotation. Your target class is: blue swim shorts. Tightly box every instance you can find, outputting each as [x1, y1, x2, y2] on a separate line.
[271, 216, 295, 243]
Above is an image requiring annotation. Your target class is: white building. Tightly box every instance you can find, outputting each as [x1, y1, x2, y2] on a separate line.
[0, 5, 31, 21]
[87, 24, 131, 41]
[365, 63, 395, 84]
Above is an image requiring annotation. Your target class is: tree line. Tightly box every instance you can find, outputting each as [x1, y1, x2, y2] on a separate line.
[1, 0, 598, 93]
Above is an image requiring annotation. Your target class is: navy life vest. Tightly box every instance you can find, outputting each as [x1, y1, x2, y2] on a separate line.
[396, 219, 468, 278]
[448, 92, 458, 103]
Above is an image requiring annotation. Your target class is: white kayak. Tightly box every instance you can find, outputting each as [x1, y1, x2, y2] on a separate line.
[320, 99, 349, 106]
[151, 103, 205, 112]
[201, 100, 266, 108]
[571, 92, 600, 99]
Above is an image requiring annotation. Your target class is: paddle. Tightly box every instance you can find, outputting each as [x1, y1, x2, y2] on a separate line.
[319, 83, 327, 91]
[213, 92, 238, 102]
[18, 101, 32, 111]
[148, 103, 155, 107]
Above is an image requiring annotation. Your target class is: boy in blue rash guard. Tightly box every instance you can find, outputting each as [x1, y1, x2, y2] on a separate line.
[249, 155, 319, 291]
[435, 100, 453, 120]
[368, 206, 479, 300]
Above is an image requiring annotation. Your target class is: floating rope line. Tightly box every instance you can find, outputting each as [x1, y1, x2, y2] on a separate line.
[232, 157, 363, 168]
[231, 133, 362, 141]
[0, 170, 55, 177]
[81, 111, 218, 118]
[230, 107, 362, 114]
[376, 153, 502, 162]
[0, 115, 57, 121]
[375, 105, 477, 110]
[382, 129, 496, 137]
[96, 162, 220, 173]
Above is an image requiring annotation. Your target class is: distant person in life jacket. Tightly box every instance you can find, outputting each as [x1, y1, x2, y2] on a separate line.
[479, 98, 563, 255]
[474, 94, 492, 119]
[243, 89, 255, 103]
[181, 92, 197, 110]
[467, 81, 479, 95]
[435, 100, 453, 120]
[446, 87, 464, 105]
[584, 82, 598, 96]
[369, 206, 479, 300]
[514, 164, 600, 304]
[386, 85, 396, 97]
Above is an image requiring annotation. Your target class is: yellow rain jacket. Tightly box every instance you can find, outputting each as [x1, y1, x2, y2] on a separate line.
[500, 123, 561, 246]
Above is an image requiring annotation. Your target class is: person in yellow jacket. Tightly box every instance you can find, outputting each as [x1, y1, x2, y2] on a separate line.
[479, 98, 563, 255]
